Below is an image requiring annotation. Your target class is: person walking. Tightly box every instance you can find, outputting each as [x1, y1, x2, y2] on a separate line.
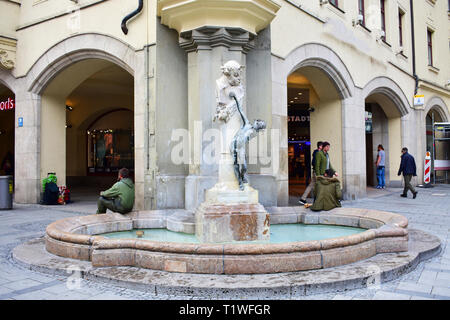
[299, 141, 322, 205]
[314, 141, 338, 177]
[375, 144, 386, 189]
[97, 168, 135, 214]
[397, 147, 418, 199]
[310, 169, 342, 211]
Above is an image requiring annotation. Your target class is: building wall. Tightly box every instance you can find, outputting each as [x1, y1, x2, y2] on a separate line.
[14, 0, 156, 77]
[0, 0, 448, 208]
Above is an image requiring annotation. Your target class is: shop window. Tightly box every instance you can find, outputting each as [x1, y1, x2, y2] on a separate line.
[86, 109, 134, 175]
[87, 129, 134, 175]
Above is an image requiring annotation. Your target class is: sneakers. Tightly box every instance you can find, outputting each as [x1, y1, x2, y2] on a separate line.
[298, 198, 307, 205]
[413, 191, 418, 199]
[400, 194, 407, 198]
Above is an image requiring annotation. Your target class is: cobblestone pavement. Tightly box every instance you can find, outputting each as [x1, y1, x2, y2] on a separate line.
[0, 185, 449, 300]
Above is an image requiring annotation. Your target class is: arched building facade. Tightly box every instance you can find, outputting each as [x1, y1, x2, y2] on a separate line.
[0, 0, 448, 210]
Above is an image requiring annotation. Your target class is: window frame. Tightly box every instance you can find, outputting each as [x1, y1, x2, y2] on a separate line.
[398, 10, 404, 47]
[427, 29, 433, 66]
[380, 0, 386, 41]
[329, 0, 339, 8]
[358, 0, 366, 26]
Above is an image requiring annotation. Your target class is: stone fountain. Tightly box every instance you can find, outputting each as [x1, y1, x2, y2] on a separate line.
[195, 60, 270, 243]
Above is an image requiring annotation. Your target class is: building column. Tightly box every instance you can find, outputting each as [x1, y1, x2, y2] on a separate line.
[14, 88, 41, 204]
[341, 92, 367, 200]
[179, 27, 254, 210]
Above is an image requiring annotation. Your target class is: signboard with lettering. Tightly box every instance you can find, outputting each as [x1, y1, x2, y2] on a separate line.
[0, 98, 14, 111]
[18, 117, 23, 127]
[414, 95, 425, 106]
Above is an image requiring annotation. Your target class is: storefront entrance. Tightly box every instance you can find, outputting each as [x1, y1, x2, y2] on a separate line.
[41, 59, 134, 200]
[287, 67, 343, 203]
[288, 87, 311, 198]
[0, 84, 14, 178]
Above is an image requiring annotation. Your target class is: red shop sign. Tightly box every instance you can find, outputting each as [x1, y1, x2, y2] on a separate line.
[0, 98, 14, 111]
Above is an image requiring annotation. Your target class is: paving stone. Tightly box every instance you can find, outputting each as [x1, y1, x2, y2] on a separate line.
[13, 290, 58, 300]
[2, 279, 43, 291]
[332, 294, 353, 300]
[410, 295, 434, 300]
[431, 286, 450, 298]
[372, 291, 411, 300]
[0, 286, 14, 296]
[436, 272, 450, 282]
[87, 292, 133, 300]
[418, 270, 438, 284]
[396, 282, 433, 295]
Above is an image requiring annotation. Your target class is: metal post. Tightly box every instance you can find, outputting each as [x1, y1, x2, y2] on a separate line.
[432, 112, 435, 185]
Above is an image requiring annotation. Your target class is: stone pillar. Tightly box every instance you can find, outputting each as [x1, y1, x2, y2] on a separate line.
[14, 88, 41, 204]
[341, 93, 367, 200]
[179, 27, 255, 210]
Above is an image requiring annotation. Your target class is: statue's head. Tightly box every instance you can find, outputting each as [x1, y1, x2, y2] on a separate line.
[221, 60, 244, 87]
[252, 119, 266, 131]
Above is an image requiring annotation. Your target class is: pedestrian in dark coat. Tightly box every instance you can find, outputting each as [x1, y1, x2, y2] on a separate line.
[397, 147, 418, 199]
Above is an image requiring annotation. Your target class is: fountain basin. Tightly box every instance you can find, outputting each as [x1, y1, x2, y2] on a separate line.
[44, 207, 409, 274]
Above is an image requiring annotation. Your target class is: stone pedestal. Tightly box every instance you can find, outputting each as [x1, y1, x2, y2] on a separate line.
[195, 201, 270, 243]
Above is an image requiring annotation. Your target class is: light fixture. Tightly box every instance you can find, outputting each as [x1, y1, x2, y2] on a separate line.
[298, 92, 303, 95]
[66, 105, 73, 111]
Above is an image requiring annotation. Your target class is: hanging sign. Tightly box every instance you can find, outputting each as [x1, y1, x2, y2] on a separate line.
[0, 98, 14, 111]
[414, 95, 425, 106]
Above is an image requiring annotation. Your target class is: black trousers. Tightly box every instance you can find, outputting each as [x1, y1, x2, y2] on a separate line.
[97, 196, 128, 214]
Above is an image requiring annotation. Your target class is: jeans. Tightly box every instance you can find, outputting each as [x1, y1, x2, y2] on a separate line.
[301, 172, 316, 200]
[376, 166, 385, 187]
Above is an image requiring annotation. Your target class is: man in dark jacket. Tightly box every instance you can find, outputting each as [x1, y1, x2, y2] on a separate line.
[397, 147, 418, 199]
[310, 169, 342, 211]
[97, 168, 135, 214]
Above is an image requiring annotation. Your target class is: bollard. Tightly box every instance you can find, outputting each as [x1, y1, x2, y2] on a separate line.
[0, 176, 13, 210]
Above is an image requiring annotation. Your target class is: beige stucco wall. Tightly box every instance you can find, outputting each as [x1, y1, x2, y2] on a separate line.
[0, 0, 20, 38]
[14, 0, 156, 78]
[0, 0, 448, 207]
[271, 0, 415, 96]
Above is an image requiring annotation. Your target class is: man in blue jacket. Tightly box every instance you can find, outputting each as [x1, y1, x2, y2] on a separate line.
[397, 147, 418, 199]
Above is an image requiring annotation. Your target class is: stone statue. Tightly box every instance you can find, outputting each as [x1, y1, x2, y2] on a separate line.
[230, 93, 266, 190]
[214, 60, 245, 123]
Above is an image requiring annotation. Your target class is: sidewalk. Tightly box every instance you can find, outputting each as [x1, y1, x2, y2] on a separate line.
[0, 185, 448, 300]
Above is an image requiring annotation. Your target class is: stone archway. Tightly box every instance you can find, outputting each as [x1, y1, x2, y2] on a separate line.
[14, 33, 148, 210]
[362, 77, 410, 188]
[423, 96, 449, 184]
[424, 96, 449, 123]
[272, 43, 357, 204]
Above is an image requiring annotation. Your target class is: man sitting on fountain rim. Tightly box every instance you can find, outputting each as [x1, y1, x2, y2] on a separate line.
[96, 168, 135, 214]
[310, 169, 342, 212]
